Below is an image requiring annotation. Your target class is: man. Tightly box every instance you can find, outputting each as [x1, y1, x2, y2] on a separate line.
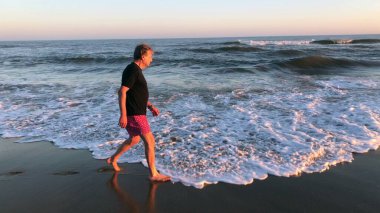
[107, 44, 170, 182]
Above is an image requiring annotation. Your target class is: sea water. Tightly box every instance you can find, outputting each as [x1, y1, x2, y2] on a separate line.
[1, 35, 380, 188]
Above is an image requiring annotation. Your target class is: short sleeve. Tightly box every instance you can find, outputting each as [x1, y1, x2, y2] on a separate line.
[121, 69, 139, 88]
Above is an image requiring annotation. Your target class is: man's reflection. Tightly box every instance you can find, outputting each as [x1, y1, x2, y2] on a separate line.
[108, 172, 161, 213]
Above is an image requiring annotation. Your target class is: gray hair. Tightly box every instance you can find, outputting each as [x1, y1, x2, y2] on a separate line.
[133, 44, 153, 60]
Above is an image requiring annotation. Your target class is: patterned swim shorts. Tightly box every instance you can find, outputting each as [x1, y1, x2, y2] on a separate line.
[126, 115, 151, 136]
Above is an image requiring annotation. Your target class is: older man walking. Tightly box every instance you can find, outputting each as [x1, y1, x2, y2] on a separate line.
[107, 44, 170, 182]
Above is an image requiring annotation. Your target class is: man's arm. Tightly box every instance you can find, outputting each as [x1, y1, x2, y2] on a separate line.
[118, 86, 129, 128]
[147, 101, 159, 117]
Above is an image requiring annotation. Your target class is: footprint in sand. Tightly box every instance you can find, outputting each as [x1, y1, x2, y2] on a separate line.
[97, 166, 115, 173]
[97, 166, 144, 176]
[0, 171, 24, 181]
[0, 171, 24, 176]
[97, 166, 130, 174]
[52, 171, 79, 176]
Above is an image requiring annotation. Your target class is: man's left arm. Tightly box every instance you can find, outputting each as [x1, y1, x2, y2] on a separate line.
[147, 101, 159, 116]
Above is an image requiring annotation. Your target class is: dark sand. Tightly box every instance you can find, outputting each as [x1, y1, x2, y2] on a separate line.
[1, 137, 380, 213]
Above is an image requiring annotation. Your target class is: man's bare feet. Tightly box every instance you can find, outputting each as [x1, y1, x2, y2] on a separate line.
[107, 157, 121, 172]
[149, 173, 171, 182]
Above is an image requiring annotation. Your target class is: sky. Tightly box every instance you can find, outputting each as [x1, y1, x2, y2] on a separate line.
[1, 0, 379, 40]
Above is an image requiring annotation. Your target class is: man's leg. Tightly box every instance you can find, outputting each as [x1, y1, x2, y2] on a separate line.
[107, 135, 141, 171]
[140, 132, 170, 182]
[108, 172, 140, 212]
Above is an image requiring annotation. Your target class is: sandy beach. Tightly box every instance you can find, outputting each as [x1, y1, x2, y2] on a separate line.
[0, 137, 379, 213]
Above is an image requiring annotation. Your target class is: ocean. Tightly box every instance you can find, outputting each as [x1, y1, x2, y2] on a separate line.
[1, 35, 380, 188]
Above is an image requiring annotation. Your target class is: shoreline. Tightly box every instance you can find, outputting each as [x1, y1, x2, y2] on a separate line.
[1, 137, 380, 213]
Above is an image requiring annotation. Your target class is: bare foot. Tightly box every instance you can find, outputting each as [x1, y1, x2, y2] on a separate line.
[107, 157, 121, 172]
[149, 173, 171, 182]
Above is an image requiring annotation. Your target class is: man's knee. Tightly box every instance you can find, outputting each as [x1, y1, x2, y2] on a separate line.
[131, 135, 141, 144]
[125, 136, 140, 145]
[142, 132, 155, 145]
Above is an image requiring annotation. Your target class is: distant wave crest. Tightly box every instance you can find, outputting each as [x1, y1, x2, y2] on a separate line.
[276, 55, 380, 74]
[186, 46, 263, 53]
[3, 55, 132, 66]
[55, 55, 132, 64]
[0, 44, 20, 48]
[220, 41, 242, 45]
[216, 46, 263, 52]
[312, 39, 380, 45]
[248, 40, 311, 46]
[273, 49, 305, 57]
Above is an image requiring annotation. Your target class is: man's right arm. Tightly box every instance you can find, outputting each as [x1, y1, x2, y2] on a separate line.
[118, 86, 129, 128]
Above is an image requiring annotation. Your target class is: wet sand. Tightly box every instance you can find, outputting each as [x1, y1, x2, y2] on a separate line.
[0, 137, 379, 213]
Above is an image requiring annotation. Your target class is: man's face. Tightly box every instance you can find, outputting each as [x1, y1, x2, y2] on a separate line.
[142, 50, 153, 67]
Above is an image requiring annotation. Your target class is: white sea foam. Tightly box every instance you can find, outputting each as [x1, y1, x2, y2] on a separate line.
[93, 77, 379, 188]
[2, 74, 380, 189]
[2, 74, 380, 188]
[240, 40, 311, 46]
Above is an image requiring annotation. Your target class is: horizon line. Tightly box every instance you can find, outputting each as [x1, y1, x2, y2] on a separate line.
[1, 33, 380, 42]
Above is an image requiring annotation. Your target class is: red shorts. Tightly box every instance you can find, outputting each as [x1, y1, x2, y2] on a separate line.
[126, 115, 151, 136]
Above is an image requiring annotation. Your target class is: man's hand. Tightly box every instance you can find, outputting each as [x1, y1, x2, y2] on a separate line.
[119, 116, 127, 128]
[149, 106, 160, 117]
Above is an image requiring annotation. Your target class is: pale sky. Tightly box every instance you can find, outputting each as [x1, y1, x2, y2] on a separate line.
[1, 0, 379, 40]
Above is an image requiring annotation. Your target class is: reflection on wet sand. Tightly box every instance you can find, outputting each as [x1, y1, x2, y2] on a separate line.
[108, 172, 161, 213]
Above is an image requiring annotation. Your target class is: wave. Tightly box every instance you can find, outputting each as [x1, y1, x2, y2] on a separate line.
[195, 41, 242, 46]
[276, 55, 380, 74]
[186, 46, 263, 54]
[311, 39, 352, 44]
[247, 40, 311, 46]
[351, 39, 380, 44]
[2, 55, 133, 66]
[216, 46, 263, 52]
[220, 41, 242, 45]
[58, 55, 130, 64]
[184, 48, 218, 53]
[213, 67, 256, 74]
[206, 38, 380, 47]
[273, 49, 305, 57]
[311, 39, 380, 45]
[154, 57, 255, 68]
[0, 44, 20, 48]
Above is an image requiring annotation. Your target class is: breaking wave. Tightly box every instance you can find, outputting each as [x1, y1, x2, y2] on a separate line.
[276, 55, 380, 73]
[185, 46, 263, 53]
[312, 39, 380, 45]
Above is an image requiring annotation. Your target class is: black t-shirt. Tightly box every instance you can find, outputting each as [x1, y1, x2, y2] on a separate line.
[121, 62, 149, 115]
